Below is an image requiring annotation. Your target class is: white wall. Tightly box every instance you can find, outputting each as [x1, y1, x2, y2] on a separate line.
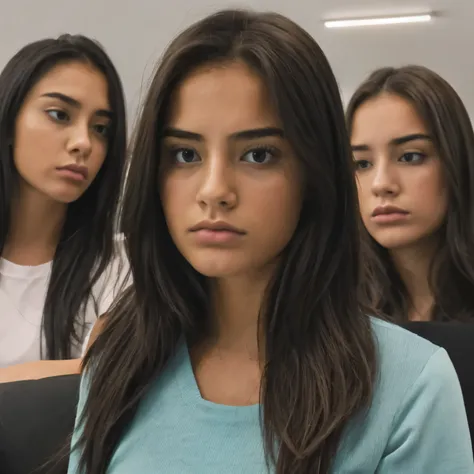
[1, 0, 472, 125]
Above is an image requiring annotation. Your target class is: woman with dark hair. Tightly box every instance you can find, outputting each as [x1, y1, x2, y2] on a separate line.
[348, 65, 474, 322]
[0, 34, 129, 380]
[68, 11, 472, 474]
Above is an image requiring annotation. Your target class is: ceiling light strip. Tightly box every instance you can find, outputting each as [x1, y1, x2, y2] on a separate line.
[325, 14, 432, 29]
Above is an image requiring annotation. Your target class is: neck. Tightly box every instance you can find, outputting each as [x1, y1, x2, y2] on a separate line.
[206, 267, 274, 361]
[390, 238, 438, 321]
[3, 181, 67, 265]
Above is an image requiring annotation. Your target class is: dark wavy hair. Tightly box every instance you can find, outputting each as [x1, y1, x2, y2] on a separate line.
[0, 34, 127, 358]
[347, 65, 474, 322]
[75, 9, 376, 473]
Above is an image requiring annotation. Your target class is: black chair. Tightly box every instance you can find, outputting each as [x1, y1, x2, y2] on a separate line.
[401, 322, 474, 451]
[0, 374, 80, 474]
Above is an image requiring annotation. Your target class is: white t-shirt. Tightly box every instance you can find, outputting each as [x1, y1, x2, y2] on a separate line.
[0, 236, 130, 368]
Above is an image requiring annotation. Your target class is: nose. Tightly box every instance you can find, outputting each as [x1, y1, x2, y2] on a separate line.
[371, 161, 400, 198]
[196, 155, 237, 212]
[67, 122, 92, 159]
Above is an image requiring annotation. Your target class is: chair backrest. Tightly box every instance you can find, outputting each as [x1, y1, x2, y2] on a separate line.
[401, 322, 474, 451]
[0, 374, 80, 474]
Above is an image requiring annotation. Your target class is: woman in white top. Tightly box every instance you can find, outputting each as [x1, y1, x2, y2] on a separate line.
[0, 34, 128, 381]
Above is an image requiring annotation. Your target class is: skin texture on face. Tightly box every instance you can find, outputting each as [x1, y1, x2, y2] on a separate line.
[160, 61, 303, 280]
[13, 61, 112, 204]
[351, 93, 448, 252]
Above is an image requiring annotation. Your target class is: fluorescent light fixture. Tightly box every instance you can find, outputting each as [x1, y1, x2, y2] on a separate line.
[325, 14, 432, 29]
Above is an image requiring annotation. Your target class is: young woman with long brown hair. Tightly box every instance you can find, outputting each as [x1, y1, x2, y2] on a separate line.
[68, 11, 472, 474]
[0, 34, 129, 381]
[348, 65, 474, 322]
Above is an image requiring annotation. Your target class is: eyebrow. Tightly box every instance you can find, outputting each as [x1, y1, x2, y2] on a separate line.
[162, 126, 284, 141]
[41, 92, 113, 119]
[351, 133, 432, 152]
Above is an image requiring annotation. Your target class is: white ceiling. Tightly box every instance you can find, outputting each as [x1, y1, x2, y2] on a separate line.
[1, 0, 472, 123]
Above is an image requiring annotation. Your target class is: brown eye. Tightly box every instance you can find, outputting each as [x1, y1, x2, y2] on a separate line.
[94, 124, 110, 137]
[400, 152, 425, 164]
[354, 159, 371, 170]
[174, 148, 199, 163]
[241, 146, 278, 164]
[47, 109, 69, 122]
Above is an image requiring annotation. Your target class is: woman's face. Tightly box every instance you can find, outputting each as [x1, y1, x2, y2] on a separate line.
[160, 61, 303, 279]
[351, 93, 448, 251]
[13, 60, 112, 203]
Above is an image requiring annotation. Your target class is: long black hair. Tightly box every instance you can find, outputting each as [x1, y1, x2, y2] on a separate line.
[0, 34, 127, 359]
[76, 9, 376, 473]
[347, 66, 474, 322]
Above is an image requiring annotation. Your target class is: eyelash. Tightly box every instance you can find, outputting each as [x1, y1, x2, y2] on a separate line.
[47, 109, 69, 122]
[353, 152, 427, 171]
[353, 159, 370, 171]
[241, 145, 280, 164]
[45, 109, 110, 138]
[400, 151, 426, 163]
[168, 144, 280, 165]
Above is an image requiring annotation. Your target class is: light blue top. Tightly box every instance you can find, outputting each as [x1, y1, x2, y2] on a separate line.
[68, 318, 474, 473]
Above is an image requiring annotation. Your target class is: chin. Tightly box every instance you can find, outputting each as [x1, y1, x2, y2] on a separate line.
[50, 194, 83, 204]
[47, 188, 87, 204]
[371, 232, 425, 251]
[191, 263, 245, 278]
[186, 254, 251, 279]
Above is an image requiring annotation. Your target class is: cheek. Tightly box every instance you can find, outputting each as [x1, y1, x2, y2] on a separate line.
[160, 177, 188, 233]
[14, 118, 52, 176]
[250, 179, 302, 244]
[88, 142, 108, 177]
[417, 185, 448, 225]
[355, 176, 371, 212]
[410, 167, 447, 217]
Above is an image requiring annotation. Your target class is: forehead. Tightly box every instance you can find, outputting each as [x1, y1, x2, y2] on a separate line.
[26, 61, 110, 110]
[351, 93, 428, 144]
[167, 61, 280, 132]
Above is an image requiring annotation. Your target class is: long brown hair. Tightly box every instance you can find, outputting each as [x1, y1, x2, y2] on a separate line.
[347, 65, 474, 322]
[74, 9, 376, 473]
[0, 35, 127, 359]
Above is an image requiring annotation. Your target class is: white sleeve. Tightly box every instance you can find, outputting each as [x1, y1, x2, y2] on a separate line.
[96, 235, 132, 317]
[80, 235, 132, 356]
[81, 328, 92, 356]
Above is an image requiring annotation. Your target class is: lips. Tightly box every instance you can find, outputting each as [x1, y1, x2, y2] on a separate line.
[189, 220, 246, 245]
[372, 205, 409, 217]
[57, 164, 88, 180]
[189, 221, 245, 234]
[371, 205, 410, 225]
